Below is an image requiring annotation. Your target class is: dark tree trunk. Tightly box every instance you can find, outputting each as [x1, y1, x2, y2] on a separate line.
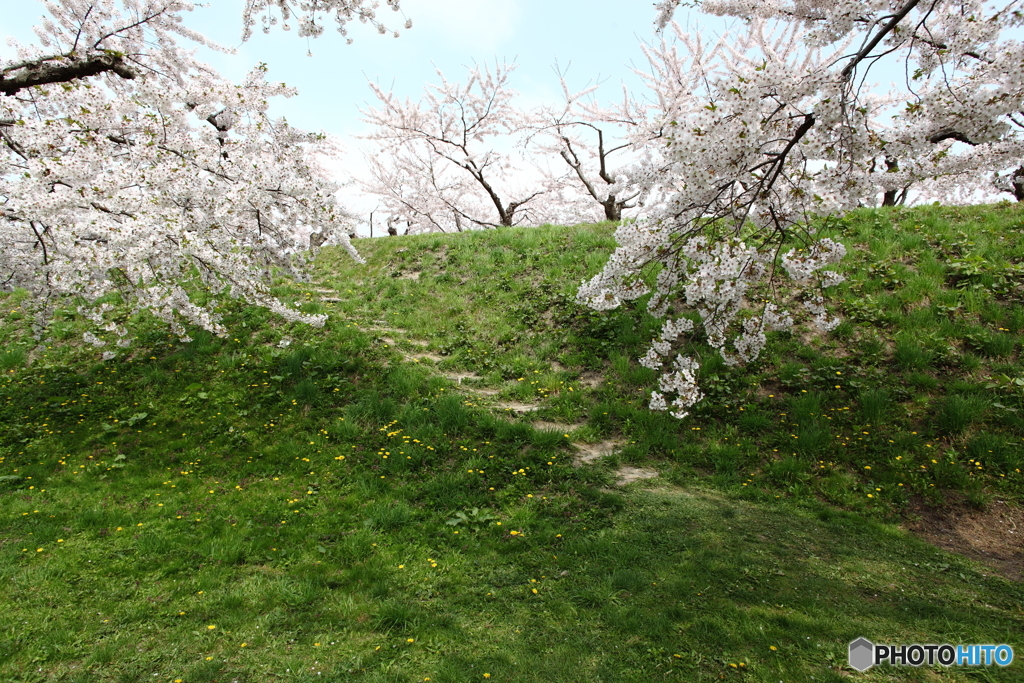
[882, 158, 900, 207]
[602, 195, 622, 222]
[1013, 166, 1024, 202]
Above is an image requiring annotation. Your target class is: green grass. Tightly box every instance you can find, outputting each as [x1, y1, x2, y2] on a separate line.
[1, 205, 1023, 681]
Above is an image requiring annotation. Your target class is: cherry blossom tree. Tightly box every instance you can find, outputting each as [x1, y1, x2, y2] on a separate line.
[581, 0, 1024, 418]
[359, 62, 556, 233]
[527, 77, 646, 223]
[1, 0, 398, 347]
[361, 137, 488, 233]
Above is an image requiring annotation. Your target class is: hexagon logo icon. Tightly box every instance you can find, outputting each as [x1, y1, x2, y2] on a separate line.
[849, 637, 875, 672]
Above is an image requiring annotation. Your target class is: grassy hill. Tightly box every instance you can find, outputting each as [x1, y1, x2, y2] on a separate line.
[1, 204, 1022, 682]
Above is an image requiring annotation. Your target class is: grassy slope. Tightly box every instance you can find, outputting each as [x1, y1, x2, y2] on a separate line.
[0, 204, 1022, 682]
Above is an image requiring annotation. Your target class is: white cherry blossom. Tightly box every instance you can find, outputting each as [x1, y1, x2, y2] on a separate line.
[583, 0, 1024, 417]
[1, 1, 384, 344]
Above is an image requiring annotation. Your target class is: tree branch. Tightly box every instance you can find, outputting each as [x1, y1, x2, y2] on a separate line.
[841, 0, 923, 81]
[927, 129, 979, 145]
[1, 52, 137, 96]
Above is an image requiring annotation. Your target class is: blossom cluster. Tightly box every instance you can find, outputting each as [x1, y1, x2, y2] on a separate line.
[2, 1, 362, 346]
[580, 1, 1024, 418]
[241, 0, 408, 42]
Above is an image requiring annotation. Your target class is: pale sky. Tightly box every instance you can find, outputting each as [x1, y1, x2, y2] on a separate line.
[2, 2, 743, 232]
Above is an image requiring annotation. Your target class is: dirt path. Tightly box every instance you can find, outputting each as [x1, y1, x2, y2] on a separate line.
[373, 318, 652, 484]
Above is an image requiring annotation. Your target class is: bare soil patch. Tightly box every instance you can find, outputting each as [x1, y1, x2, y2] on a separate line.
[493, 401, 540, 414]
[614, 466, 659, 486]
[463, 386, 500, 396]
[533, 421, 583, 433]
[380, 337, 444, 363]
[367, 325, 409, 335]
[407, 351, 444, 362]
[574, 439, 624, 465]
[443, 371, 482, 383]
[904, 496, 1024, 581]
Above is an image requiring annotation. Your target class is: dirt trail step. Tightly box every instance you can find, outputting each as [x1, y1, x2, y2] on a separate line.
[493, 401, 541, 414]
[574, 439, 624, 465]
[464, 386, 501, 396]
[614, 466, 659, 486]
[443, 371, 482, 383]
[375, 331, 442, 363]
[373, 340, 651, 485]
[533, 421, 584, 433]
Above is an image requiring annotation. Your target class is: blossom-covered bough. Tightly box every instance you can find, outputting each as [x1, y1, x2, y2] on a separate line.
[1, 0, 400, 349]
[581, 0, 1024, 418]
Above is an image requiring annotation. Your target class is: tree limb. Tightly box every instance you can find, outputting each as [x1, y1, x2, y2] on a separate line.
[927, 129, 979, 145]
[1, 52, 137, 96]
[841, 0, 923, 81]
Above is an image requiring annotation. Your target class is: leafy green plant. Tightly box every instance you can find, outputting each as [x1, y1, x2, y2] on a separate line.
[445, 506, 499, 532]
